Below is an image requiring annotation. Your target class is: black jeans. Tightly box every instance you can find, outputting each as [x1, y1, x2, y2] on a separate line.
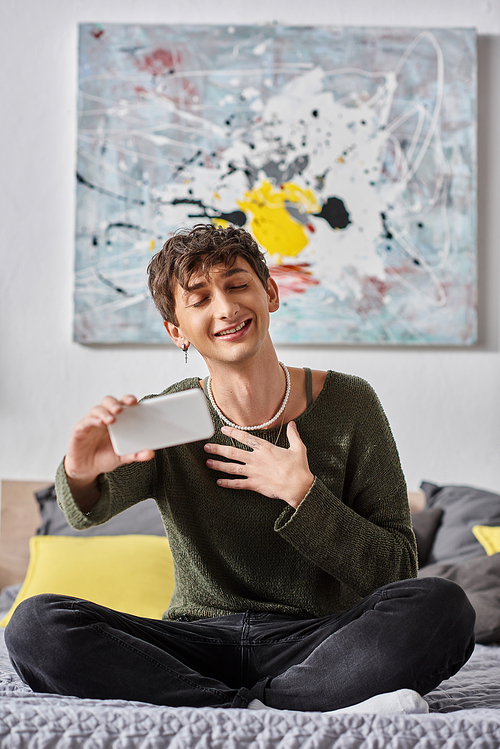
[5, 577, 475, 711]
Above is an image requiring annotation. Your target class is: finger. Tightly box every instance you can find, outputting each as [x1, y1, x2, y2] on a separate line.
[216, 477, 249, 490]
[120, 449, 155, 464]
[119, 394, 139, 406]
[206, 459, 248, 475]
[100, 395, 137, 415]
[204, 442, 249, 461]
[220, 426, 265, 450]
[72, 411, 114, 434]
[100, 395, 124, 411]
[85, 405, 119, 426]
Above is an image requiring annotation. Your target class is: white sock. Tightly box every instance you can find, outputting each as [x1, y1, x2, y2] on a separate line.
[248, 698, 282, 712]
[326, 689, 429, 715]
[248, 689, 428, 715]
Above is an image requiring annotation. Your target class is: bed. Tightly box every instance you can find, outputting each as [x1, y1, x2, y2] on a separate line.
[2, 479, 500, 748]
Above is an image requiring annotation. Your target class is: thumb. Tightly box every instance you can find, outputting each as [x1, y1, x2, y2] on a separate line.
[286, 421, 305, 450]
[119, 449, 155, 465]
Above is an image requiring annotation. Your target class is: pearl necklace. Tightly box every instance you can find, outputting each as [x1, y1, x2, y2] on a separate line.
[206, 362, 291, 431]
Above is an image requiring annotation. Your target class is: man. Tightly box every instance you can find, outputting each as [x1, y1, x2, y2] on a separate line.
[6, 224, 475, 714]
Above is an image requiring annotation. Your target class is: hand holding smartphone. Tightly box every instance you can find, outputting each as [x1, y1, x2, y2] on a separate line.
[107, 388, 214, 456]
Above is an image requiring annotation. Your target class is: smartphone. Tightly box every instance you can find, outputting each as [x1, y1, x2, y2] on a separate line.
[108, 388, 214, 456]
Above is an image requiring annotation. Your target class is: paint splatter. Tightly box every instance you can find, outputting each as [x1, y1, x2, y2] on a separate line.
[269, 263, 320, 298]
[315, 198, 351, 230]
[134, 48, 176, 76]
[237, 181, 320, 260]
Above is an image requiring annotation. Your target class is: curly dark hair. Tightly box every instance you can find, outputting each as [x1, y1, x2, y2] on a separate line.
[147, 224, 270, 325]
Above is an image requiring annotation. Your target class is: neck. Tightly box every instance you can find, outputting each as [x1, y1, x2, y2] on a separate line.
[204, 347, 288, 430]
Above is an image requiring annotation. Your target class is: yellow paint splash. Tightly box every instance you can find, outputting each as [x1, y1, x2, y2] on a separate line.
[149, 239, 155, 251]
[237, 180, 320, 260]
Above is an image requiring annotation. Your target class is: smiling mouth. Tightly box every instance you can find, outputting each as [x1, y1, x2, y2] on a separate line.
[214, 320, 249, 337]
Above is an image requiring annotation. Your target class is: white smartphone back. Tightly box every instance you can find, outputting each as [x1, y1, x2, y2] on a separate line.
[108, 388, 214, 456]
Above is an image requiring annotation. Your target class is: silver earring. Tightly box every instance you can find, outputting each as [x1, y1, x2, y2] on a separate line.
[182, 344, 189, 364]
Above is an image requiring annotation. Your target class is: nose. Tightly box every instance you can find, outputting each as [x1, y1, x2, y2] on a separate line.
[213, 289, 239, 319]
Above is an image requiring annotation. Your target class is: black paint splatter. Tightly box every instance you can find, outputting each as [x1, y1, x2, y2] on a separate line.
[76, 172, 145, 206]
[171, 198, 246, 226]
[171, 150, 203, 179]
[95, 269, 131, 296]
[315, 197, 351, 230]
[106, 221, 164, 239]
[215, 210, 246, 225]
[380, 212, 393, 240]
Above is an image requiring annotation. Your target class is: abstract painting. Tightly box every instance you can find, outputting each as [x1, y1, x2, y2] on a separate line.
[75, 24, 477, 344]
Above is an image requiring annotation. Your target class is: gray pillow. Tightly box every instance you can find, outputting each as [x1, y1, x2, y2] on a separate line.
[411, 507, 443, 567]
[35, 485, 166, 537]
[419, 554, 500, 644]
[422, 482, 500, 565]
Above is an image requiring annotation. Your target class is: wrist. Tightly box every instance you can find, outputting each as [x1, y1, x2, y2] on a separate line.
[286, 472, 314, 510]
[63, 457, 101, 513]
[63, 456, 99, 487]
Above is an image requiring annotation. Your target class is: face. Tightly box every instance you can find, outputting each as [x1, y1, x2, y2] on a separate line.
[164, 258, 279, 367]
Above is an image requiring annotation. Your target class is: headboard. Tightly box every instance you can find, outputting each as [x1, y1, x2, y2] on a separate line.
[0, 480, 49, 590]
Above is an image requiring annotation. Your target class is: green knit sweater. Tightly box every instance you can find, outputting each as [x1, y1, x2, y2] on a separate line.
[56, 371, 417, 621]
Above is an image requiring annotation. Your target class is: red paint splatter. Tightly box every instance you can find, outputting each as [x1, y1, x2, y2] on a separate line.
[364, 276, 390, 298]
[354, 275, 393, 316]
[269, 263, 320, 298]
[90, 28, 104, 39]
[135, 48, 177, 76]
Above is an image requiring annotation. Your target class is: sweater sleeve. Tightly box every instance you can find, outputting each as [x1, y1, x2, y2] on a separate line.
[55, 456, 158, 530]
[274, 380, 417, 598]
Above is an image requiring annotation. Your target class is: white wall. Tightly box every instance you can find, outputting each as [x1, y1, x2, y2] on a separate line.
[1, 0, 500, 492]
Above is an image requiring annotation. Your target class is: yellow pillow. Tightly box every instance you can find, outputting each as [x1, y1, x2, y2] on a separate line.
[472, 525, 500, 556]
[0, 535, 175, 627]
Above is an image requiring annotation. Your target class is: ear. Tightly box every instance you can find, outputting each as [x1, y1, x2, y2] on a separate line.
[267, 276, 280, 313]
[164, 320, 188, 351]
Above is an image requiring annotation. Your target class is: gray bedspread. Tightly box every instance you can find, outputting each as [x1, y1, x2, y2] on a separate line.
[2, 630, 500, 749]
